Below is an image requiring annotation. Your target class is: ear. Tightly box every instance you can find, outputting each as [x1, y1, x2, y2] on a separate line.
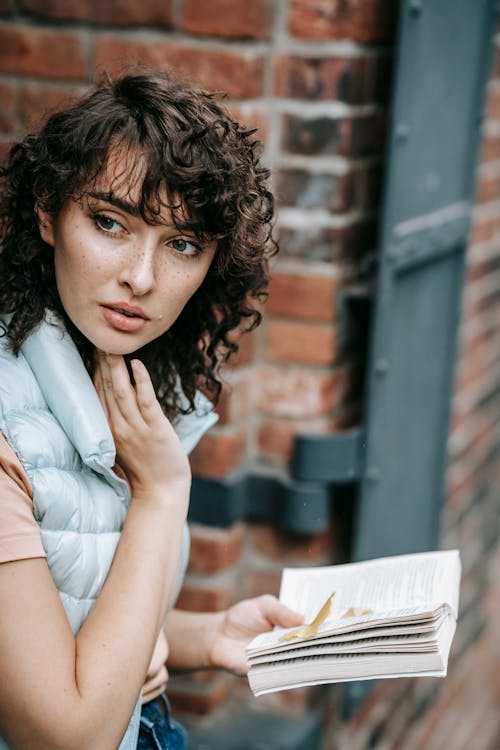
[36, 207, 55, 247]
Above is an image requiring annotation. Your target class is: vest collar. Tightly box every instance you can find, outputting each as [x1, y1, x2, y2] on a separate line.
[19, 313, 218, 473]
[20, 314, 119, 477]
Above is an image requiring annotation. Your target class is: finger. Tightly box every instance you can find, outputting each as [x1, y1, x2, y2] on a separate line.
[104, 354, 144, 424]
[257, 595, 305, 628]
[131, 359, 165, 425]
[97, 355, 138, 439]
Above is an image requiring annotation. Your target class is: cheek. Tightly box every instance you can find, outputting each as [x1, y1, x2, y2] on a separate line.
[56, 236, 112, 284]
[162, 267, 209, 306]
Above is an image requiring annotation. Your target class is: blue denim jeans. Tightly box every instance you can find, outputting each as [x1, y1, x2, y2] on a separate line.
[137, 694, 186, 750]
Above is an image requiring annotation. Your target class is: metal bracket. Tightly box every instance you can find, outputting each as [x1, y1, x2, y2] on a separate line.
[189, 429, 364, 532]
[291, 428, 364, 482]
[189, 471, 331, 533]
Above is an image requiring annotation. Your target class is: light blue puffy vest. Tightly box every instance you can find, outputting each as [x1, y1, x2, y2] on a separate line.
[0, 315, 217, 750]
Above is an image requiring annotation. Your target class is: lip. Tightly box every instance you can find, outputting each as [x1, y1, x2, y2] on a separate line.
[100, 303, 150, 333]
[103, 302, 150, 319]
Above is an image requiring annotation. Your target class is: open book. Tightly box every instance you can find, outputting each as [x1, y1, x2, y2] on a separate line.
[246, 550, 461, 696]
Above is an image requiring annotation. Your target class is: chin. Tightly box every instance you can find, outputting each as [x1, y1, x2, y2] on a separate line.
[84, 330, 146, 356]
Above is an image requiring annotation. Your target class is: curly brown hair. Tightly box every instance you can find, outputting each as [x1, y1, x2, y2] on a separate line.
[0, 70, 276, 419]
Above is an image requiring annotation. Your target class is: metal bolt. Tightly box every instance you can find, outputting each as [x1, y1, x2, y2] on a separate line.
[366, 466, 380, 483]
[409, 0, 423, 15]
[374, 358, 389, 376]
[395, 123, 410, 142]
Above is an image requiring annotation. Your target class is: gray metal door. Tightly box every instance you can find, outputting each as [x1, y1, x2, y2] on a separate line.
[353, 0, 496, 562]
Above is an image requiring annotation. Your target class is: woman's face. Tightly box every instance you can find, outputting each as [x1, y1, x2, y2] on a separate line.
[39, 168, 217, 355]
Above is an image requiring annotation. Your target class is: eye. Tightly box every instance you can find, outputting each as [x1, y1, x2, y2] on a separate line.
[95, 214, 123, 235]
[169, 237, 201, 257]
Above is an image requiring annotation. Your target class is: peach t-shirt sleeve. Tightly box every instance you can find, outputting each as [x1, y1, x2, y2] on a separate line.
[0, 432, 46, 563]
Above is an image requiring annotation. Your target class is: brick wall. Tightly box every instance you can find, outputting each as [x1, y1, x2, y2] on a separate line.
[1, 2, 499, 749]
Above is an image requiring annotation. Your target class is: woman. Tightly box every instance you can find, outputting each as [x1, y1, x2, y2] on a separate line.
[0, 70, 303, 750]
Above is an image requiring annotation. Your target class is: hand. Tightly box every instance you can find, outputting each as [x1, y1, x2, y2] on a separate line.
[94, 352, 191, 501]
[208, 595, 304, 675]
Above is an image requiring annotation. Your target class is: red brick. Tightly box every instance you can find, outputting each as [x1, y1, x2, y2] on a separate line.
[0, 81, 16, 134]
[288, 0, 398, 43]
[454, 352, 488, 394]
[447, 438, 496, 508]
[282, 111, 386, 158]
[329, 401, 363, 430]
[276, 167, 355, 212]
[215, 373, 253, 425]
[168, 674, 232, 716]
[468, 214, 497, 246]
[265, 320, 337, 365]
[465, 250, 500, 283]
[94, 37, 266, 99]
[258, 417, 330, 462]
[243, 568, 281, 599]
[281, 112, 351, 156]
[275, 55, 370, 103]
[189, 427, 248, 478]
[188, 522, 244, 573]
[465, 281, 500, 317]
[278, 219, 378, 263]
[248, 522, 332, 564]
[18, 82, 88, 130]
[256, 364, 341, 418]
[485, 84, 500, 120]
[19, 0, 172, 27]
[176, 581, 236, 612]
[0, 23, 87, 80]
[449, 416, 496, 464]
[225, 327, 257, 370]
[227, 104, 269, 145]
[266, 269, 339, 321]
[182, 0, 273, 39]
[475, 171, 500, 204]
[277, 225, 338, 263]
[479, 132, 500, 163]
[257, 418, 297, 462]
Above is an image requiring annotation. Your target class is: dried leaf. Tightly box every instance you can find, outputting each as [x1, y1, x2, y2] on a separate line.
[342, 607, 373, 618]
[279, 592, 336, 642]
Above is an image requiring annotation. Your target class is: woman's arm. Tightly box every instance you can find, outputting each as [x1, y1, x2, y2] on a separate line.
[0, 355, 190, 750]
[164, 597, 304, 675]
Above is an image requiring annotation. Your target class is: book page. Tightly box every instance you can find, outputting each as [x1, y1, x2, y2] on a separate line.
[248, 617, 456, 695]
[248, 609, 448, 657]
[279, 550, 460, 619]
[247, 551, 460, 652]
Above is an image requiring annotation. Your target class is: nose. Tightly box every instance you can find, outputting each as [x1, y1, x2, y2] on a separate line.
[118, 245, 155, 297]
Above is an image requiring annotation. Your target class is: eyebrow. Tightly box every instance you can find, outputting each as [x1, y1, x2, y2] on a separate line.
[87, 191, 141, 217]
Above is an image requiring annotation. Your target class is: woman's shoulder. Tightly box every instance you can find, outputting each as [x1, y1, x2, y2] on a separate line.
[0, 430, 45, 565]
[0, 431, 32, 494]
